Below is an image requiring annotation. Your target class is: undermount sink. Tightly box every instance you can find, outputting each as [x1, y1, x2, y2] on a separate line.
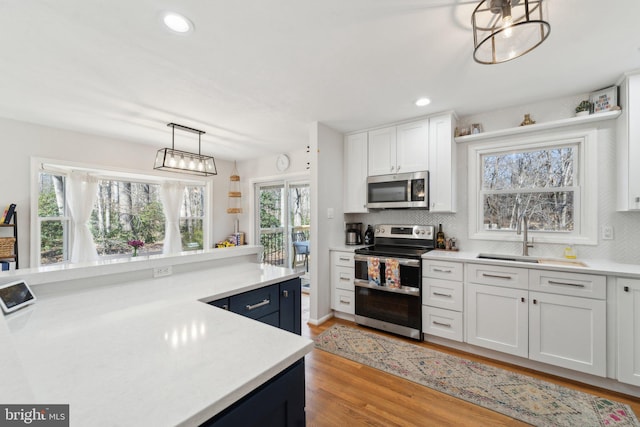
[476, 253, 588, 267]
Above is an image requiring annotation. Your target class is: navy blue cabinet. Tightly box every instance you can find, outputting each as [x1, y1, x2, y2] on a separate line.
[209, 277, 302, 335]
[201, 359, 305, 427]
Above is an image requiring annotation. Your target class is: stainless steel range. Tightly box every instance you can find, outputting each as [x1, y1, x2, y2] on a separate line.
[354, 224, 435, 340]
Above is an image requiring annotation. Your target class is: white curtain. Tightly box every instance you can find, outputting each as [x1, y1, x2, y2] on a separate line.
[160, 181, 186, 254]
[66, 172, 99, 263]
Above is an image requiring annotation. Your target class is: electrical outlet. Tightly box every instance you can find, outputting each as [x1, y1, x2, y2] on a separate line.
[153, 265, 172, 278]
[602, 225, 614, 240]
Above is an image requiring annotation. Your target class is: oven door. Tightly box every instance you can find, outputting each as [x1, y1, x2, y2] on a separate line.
[353, 254, 422, 338]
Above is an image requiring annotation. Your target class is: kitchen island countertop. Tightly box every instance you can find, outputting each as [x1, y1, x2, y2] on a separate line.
[0, 261, 313, 426]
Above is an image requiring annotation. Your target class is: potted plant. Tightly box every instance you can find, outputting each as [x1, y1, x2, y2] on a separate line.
[575, 100, 592, 117]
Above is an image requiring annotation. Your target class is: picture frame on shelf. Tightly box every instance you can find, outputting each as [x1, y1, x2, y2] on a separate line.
[589, 85, 618, 113]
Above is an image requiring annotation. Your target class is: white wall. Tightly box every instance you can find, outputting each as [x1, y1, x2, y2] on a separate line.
[346, 93, 640, 264]
[309, 122, 344, 324]
[0, 117, 234, 268]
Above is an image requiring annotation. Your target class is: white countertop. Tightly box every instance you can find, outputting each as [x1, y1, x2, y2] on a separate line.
[423, 250, 640, 278]
[0, 261, 313, 426]
[329, 244, 368, 252]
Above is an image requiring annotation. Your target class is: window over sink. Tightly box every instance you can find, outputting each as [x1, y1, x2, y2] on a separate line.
[468, 129, 598, 244]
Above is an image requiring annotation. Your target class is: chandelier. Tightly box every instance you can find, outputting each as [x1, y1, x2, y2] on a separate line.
[154, 123, 217, 176]
[472, 0, 550, 64]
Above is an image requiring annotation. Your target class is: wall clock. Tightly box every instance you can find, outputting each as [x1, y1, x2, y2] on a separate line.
[276, 154, 290, 172]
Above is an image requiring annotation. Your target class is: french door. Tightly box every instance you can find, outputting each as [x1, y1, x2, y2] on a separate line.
[255, 180, 310, 268]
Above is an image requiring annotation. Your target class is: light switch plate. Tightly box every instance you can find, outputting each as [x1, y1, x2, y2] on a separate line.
[153, 265, 172, 277]
[327, 208, 334, 219]
[601, 225, 614, 240]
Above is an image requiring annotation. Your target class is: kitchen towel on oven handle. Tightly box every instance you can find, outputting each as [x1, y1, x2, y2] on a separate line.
[385, 258, 400, 288]
[367, 257, 381, 286]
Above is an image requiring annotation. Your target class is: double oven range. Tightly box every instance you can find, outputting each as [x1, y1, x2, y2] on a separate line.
[354, 224, 435, 340]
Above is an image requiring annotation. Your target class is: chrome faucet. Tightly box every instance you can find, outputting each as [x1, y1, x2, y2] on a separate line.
[516, 215, 534, 256]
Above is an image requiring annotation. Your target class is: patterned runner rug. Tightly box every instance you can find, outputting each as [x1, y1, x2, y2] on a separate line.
[314, 325, 639, 427]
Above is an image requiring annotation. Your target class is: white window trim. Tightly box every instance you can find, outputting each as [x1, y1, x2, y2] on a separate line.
[30, 157, 212, 267]
[467, 129, 598, 245]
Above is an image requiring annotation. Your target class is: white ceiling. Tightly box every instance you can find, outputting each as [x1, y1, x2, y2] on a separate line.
[1, 0, 639, 161]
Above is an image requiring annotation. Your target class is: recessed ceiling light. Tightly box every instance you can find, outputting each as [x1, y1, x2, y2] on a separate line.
[163, 12, 193, 33]
[415, 97, 431, 107]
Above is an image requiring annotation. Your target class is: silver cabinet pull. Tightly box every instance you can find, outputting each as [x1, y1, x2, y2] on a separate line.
[340, 276, 351, 281]
[433, 292, 453, 298]
[222, 304, 229, 310]
[547, 280, 585, 288]
[482, 273, 512, 280]
[282, 290, 289, 298]
[246, 299, 270, 310]
[339, 299, 351, 305]
[339, 257, 350, 262]
[433, 321, 452, 328]
[433, 268, 452, 273]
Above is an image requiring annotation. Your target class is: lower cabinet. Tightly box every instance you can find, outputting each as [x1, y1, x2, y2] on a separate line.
[331, 250, 355, 315]
[465, 264, 607, 376]
[202, 359, 305, 427]
[466, 283, 528, 358]
[422, 260, 464, 342]
[617, 278, 640, 386]
[209, 278, 302, 335]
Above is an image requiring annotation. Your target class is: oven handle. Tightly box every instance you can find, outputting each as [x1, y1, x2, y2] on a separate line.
[354, 279, 420, 296]
[354, 254, 420, 268]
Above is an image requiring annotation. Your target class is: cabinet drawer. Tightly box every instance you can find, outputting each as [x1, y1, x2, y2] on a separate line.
[230, 284, 280, 320]
[333, 265, 354, 291]
[467, 263, 528, 290]
[333, 289, 355, 315]
[423, 278, 463, 311]
[423, 260, 463, 281]
[332, 251, 354, 267]
[529, 270, 605, 299]
[422, 306, 463, 342]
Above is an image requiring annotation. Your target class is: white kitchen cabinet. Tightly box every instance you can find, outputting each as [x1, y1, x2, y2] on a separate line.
[422, 260, 464, 342]
[428, 113, 457, 212]
[529, 291, 606, 376]
[331, 250, 355, 315]
[344, 132, 368, 213]
[367, 120, 428, 176]
[466, 282, 529, 357]
[617, 72, 640, 210]
[617, 278, 640, 386]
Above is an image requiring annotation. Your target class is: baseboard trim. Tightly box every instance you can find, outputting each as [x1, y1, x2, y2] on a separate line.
[307, 312, 334, 326]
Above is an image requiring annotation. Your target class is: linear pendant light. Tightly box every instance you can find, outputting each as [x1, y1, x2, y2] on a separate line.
[472, 0, 550, 64]
[154, 123, 217, 176]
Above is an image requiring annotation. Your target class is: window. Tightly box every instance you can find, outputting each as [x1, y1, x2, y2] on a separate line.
[37, 170, 206, 266]
[468, 130, 597, 244]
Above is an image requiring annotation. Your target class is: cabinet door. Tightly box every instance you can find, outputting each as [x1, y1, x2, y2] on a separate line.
[428, 113, 456, 212]
[344, 132, 369, 213]
[368, 126, 396, 176]
[279, 279, 302, 335]
[529, 292, 606, 376]
[618, 278, 640, 386]
[396, 120, 428, 174]
[466, 283, 528, 357]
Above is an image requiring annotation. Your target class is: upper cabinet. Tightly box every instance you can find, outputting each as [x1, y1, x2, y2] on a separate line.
[428, 113, 457, 212]
[344, 132, 369, 213]
[617, 72, 640, 211]
[368, 120, 429, 176]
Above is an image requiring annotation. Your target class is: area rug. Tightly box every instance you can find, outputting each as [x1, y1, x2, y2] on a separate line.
[314, 325, 639, 427]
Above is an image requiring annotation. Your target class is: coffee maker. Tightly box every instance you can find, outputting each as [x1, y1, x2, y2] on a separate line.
[345, 222, 363, 245]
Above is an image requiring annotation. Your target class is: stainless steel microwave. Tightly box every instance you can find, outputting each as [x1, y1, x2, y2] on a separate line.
[366, 171, 429, 209]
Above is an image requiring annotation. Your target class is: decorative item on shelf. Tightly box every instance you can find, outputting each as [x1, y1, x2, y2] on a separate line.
[127, 239, 144, 257]
[472, 0, 550, 65]
[226, 161, 243, 234]
[520, 113, 536, 126]
[471, 123, 483, 134]
[154, 123, 217, 177]
[575, 100, 592, 117]
[457, 127, 470, 136]
[0, 237, 16, 258]
[589, 85, 618, 114]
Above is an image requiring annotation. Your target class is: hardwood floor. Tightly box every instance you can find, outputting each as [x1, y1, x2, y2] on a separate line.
[301, 295, 640, 426]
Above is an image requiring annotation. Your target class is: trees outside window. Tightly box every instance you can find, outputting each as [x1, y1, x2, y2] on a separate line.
[38, 172, 205, 265]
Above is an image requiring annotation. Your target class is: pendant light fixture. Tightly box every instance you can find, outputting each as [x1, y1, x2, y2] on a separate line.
[154, 123, 217, 176]
[472, 0, 550, 64]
